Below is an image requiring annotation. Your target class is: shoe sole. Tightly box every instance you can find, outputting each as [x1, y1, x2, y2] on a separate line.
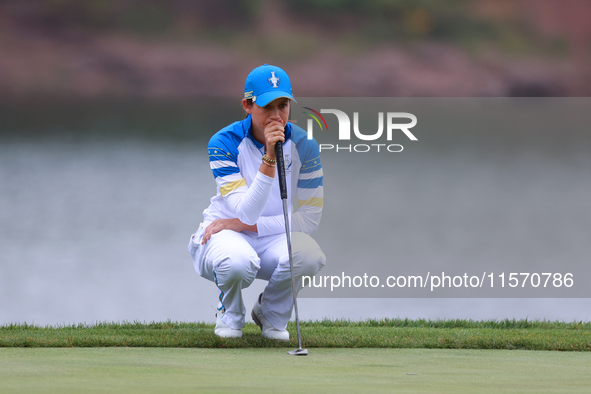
[215, 332, 243, 338]
[251, 310, 289, 341]
[216, 313, 243, 338]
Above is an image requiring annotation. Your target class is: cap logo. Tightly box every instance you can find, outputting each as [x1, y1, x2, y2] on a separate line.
[268, 71, 280, 88]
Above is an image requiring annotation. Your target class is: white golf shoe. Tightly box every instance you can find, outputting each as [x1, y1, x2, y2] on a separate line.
[214, 312, 243, 338]
[251, 293, 290, 341]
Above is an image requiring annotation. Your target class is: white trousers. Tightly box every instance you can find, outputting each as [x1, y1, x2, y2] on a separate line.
[188, 224, 325, 330]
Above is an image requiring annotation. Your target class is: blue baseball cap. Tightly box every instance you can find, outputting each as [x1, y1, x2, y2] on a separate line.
[244, 64, 297, 107]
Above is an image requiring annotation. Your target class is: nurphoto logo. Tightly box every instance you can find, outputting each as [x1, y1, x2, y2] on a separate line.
[304, 108, 418, 153]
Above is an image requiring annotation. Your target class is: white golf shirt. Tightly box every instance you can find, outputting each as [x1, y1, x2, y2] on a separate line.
[203, 114, 323, 236]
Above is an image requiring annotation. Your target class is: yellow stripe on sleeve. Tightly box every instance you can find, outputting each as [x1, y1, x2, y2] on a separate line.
[220, 178, 247, 196]
[298, 197, 324, 208]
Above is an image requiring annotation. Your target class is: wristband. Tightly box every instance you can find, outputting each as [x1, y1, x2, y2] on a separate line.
[262, 155, 277, 164]
[262, 159, 276, 167]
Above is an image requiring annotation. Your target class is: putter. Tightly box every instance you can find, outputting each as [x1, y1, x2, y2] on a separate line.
[275, 141, 308, 356]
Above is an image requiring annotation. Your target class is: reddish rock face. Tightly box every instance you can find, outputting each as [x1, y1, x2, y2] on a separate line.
[0, 0, 589, 99]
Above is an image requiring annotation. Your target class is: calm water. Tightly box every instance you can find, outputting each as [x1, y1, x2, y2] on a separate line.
[1, 99, 590, 325]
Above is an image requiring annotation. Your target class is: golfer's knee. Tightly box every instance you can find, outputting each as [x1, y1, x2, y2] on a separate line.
[215, 248, 259, 284]
[301, 249, 326, 277]
[292, 233, 326, 277]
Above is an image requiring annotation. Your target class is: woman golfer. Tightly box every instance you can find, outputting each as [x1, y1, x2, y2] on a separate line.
[188, 64, 325, 340]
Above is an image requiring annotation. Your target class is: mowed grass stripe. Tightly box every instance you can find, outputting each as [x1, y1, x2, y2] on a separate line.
[1, 320, 590, 350]
[2, 348, 591, 394]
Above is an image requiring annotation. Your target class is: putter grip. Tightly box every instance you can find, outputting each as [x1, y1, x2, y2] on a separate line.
[275, 141, 288, 200]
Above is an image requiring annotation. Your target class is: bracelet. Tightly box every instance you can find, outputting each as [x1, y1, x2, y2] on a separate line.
[262, 159, 276, 167]
[262, 155, 277, 164]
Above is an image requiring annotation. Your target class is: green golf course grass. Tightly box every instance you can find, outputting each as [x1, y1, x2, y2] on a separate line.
[1, 348, 590, 393]
[2, 319, 590, 350]
[2, 320, 590, 392]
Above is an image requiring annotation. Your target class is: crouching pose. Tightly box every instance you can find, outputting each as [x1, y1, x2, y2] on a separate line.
[188, 64, 325, 340]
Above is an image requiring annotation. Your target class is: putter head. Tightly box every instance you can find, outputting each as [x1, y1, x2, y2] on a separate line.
[288, 348, 308, 356]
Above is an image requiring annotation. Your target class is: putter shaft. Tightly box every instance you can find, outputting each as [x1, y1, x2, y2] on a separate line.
[282, 198, 303, 351]
[275, 141, 307, 355]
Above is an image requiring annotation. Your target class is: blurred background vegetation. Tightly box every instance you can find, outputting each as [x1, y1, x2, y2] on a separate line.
[1, 0, 590, 100]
